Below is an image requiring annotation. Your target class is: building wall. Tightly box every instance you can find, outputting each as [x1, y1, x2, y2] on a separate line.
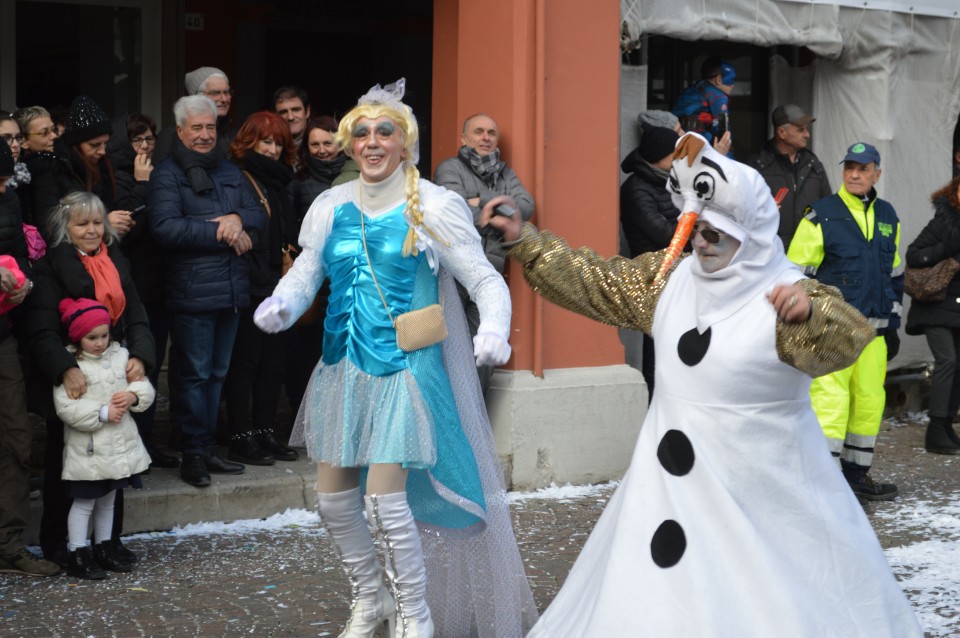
[432, 0, 623, 374]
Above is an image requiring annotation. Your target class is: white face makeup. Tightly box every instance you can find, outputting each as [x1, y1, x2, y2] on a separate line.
[691, 223, 741, 273]
[352, 117, 405, 183]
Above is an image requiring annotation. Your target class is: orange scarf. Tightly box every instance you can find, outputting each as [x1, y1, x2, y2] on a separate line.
[78, 243, 126, 324]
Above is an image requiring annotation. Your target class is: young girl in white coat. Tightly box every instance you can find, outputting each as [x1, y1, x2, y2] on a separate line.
[54, 298, 154, 580]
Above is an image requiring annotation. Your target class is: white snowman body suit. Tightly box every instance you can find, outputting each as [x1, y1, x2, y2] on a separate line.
[514, 134, 922, 637]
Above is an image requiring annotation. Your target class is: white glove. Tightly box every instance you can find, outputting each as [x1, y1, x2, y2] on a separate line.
[473, 332, 512, 367]
[254, 296, 291, 334]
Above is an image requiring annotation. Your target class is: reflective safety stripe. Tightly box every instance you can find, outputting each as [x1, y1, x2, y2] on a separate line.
[841, 432, 877, 468]
[825, 437, 844, 455]
[866, 317, 889, 329]
[800, 265, 818, 276]
[842, 445, 875, 468]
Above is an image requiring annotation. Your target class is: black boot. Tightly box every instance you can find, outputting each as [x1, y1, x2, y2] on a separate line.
[92, 541, 133, 573]
[925, 417, 960, 454]
[181, 454, 212, 487]
[257, 431, 299, 461]
[228, 434, 275, 466]
[845, 470, 898, 502]
[67, 546, 108, 580]
[147, 445, 181, 469]
[204, 450, 246, 474]
[111, 539, 138, 565]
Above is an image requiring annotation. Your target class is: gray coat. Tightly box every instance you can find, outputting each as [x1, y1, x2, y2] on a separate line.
[434, 154, 534, 273]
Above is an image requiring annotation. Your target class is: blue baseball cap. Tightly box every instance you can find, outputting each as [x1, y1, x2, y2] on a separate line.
[720, 62, 736, 86]
[841, 142, 880, 166]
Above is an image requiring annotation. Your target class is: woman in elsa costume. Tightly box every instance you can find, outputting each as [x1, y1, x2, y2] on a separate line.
[485, 133, 922, 637]
[253, 80, 537, 638]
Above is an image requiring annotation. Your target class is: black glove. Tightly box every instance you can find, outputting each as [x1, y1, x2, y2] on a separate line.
[884, 329, 900, 361]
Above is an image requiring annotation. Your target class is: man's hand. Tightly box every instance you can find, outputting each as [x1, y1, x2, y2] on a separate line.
[230, 230, 253, 255]
[480, 195, 518, 222]
[480, 201, 522, 242]
[713, 131, 732, 156]
[62, 367, 88, 400]
[126, 357, 146, 383]
[768, 283, 811, 323]
[111, 390, 138, 411]
[210, 213, 243, 245]
[109, 210, 135, 236]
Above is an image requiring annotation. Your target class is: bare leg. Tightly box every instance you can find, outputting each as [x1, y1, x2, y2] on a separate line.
[316, 463, 361, 493]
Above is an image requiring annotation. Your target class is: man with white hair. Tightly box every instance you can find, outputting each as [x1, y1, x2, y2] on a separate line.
[154, 67, 234, 163]
[148, 95, 265, 488]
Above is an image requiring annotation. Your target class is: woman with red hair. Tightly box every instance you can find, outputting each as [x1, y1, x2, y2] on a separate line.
[224, 111, 299, 465]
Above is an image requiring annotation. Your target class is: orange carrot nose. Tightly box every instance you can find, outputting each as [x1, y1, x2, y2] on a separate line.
[655, 211, 698, 282]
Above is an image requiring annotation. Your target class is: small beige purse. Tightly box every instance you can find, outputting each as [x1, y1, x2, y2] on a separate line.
[359, 204, 448, 352]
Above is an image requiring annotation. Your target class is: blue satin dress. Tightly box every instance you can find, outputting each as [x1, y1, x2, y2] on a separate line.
[302, 200, 486, 530]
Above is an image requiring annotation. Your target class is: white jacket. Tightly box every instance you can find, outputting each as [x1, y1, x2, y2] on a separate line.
[53, 342, 155, 482]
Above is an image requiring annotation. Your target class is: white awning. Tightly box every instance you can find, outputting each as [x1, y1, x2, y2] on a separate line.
[779, 0, 959, 19]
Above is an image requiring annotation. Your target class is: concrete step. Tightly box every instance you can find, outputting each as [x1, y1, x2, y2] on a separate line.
[27, 452, 317, 545]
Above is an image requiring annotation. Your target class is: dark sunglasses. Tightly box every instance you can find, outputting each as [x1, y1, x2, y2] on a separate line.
[693, 225, 727, 244]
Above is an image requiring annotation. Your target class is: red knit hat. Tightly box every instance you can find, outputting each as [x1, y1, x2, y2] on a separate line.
[59, 298, 111, 343]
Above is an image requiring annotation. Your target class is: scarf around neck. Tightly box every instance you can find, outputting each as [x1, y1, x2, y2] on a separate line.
[171, 135, 221, 194]
[241, 150, 294, 192]
[305, 153, 347, 186]
[78, 243, 126, 323]
[459, 145, 503, 187]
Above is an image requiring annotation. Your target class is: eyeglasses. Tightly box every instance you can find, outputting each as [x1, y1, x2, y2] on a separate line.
[131, 135, 156, 146]
[203, 89, 234, 99]
[693, 225, 727, 244]
[28, 127, 57, 138]
[1, 133, 24, 144]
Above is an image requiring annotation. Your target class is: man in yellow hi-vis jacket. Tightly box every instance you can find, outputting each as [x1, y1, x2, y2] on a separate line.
[787, 142, 903, 504]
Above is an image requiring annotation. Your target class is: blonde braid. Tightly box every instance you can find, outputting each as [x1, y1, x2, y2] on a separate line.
[402, 163, 423, 256]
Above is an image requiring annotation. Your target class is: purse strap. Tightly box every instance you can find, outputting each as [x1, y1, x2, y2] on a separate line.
[357, 187, 441, 326]
[243, 170, 271, 217]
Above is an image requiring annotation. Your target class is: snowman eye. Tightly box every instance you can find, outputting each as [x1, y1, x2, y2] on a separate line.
[692, 171, 716, 200]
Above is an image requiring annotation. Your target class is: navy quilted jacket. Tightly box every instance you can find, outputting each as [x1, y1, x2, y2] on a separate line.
[148, 156, 265, 313]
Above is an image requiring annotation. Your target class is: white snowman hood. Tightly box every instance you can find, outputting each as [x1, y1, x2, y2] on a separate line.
[665, 132, 801, 331]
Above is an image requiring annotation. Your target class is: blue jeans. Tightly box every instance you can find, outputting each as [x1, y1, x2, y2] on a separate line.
[170, 309, 240, 455]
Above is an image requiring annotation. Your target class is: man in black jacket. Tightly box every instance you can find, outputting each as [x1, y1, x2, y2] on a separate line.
[747, 104, 832, 250]
[0, 139, 59, 576]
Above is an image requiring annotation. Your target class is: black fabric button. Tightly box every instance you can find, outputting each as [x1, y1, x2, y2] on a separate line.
[651, 519, 686, 568]
[657, 430, 695, 476]
[677, 326, 711, 366]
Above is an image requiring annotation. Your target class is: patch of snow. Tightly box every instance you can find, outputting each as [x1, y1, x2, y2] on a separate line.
[507, 482, 619, 503]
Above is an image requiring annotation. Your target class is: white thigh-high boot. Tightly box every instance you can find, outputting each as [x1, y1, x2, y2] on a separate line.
[317, 488, 396, 638]
[365, 493, 434, 638]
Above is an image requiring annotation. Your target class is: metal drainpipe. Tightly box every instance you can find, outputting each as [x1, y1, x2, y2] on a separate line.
[883, 364, 933, 386]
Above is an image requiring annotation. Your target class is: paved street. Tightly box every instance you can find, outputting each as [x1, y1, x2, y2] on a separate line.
[1, 415, 957, 637]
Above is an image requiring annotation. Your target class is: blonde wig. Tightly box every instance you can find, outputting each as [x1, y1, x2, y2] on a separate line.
[336, 81, 443, 256]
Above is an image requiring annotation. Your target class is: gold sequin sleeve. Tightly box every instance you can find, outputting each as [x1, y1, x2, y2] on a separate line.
[507, 224, 682, 335]
[776, 278, 875, 378]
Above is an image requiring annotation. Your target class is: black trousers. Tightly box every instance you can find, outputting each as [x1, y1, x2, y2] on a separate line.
[223, 299, 289, 436]
[924, 326, 960, 418]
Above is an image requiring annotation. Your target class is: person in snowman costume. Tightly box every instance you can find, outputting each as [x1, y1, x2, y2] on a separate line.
[484, 132, 922, 637]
